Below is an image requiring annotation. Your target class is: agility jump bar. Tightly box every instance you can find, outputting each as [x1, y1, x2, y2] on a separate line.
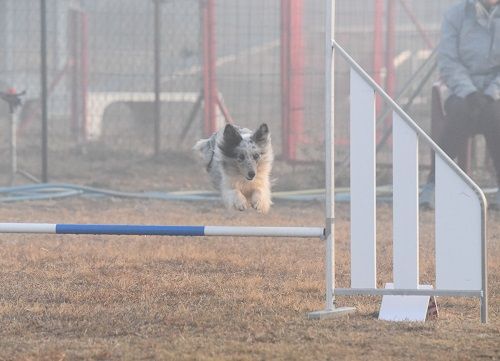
[0, 223, 324, 238]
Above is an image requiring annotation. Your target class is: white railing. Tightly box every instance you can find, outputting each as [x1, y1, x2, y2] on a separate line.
[328, 40, 487, 323]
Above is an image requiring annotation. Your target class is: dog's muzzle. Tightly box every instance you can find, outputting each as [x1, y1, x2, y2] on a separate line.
[246, 171, 256, 180]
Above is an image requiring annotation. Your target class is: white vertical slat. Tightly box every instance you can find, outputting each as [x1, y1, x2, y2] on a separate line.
[435, 156, 482, 290]
[324, 0, 336, 310]
[350, 69, 376, 288]
[392, 113, 419, 289]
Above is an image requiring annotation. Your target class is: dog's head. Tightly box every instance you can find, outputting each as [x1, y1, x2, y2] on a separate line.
[218, 123, 271, 181]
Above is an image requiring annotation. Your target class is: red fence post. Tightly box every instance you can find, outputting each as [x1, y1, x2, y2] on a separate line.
[373, 0, 385, 115]
[202, 0, 217, 136]
[385, 0, 396, 98]
[280, 0, 289, 160]
[280, 0, 304, 161]
[385, 0, 396, 134]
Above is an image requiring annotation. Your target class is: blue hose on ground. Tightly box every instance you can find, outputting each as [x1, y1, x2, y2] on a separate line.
[2, 182, 494, 204]
[0, 183, 221, 203]
[0, 183, 336, 203]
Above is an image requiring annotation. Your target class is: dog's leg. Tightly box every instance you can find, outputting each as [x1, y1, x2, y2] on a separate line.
[222, 189, 248, 211]
[251, 188, 272, 214]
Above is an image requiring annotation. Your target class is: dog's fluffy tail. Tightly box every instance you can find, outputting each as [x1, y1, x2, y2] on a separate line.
[193, 137, 215, 166]
[193, 138, 209, 153]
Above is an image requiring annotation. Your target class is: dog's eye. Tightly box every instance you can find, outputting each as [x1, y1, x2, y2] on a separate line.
[238, 154, 245, 161]
[253, 153, 260, 160]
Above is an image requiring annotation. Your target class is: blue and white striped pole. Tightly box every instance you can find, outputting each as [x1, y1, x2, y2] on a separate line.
[0, 223, 324, 238]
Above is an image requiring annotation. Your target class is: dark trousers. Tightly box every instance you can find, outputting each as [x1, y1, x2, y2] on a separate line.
[428, 95, 500, 185]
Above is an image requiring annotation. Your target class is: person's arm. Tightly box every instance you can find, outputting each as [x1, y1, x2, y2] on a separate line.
[485, 73, 500, 100]
[438, 9, 477, 98]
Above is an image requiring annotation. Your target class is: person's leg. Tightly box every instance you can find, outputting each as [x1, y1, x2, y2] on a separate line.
[421, 96, 476, 208]
[479, 99, 500, 208]
[426, 95, 474, 183]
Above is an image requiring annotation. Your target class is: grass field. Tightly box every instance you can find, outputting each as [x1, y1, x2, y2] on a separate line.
[0, 198, 498, 360]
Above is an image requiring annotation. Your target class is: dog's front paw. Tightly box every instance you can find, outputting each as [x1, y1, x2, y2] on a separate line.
[223, 190, 248, 211]
[251, 191, 272, 214]
[232, 193, 249, 211]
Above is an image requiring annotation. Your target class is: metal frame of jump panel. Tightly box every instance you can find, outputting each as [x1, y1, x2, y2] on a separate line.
[0, 0, 487, 323]
[329, 40, 488, 324]
[310, 0, 487, 323]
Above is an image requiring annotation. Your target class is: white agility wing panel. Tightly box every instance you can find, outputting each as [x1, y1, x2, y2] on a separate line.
[350, 69, 376, 289]
[392, 113, 419, 289]
[435, 156, 482, 290]
[332, 39, 487, 323]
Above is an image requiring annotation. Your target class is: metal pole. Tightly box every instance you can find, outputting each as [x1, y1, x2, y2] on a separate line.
[5, 0, 14, 83]
[40, 0, 49, 182]
[0, 223, 325, 238]
[10, 110, 17, 185]
[325, 0, 335, 311]
[153, 0, 162, 155]
[308, 0, 355, 320]
[80, 12, 89, 143]
[69, 10, 78, 138]
[1, 89, 33, 184]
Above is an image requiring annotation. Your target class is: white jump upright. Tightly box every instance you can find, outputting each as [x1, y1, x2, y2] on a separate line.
[307, 0, 355, 320]
[331, 40, 488, 323]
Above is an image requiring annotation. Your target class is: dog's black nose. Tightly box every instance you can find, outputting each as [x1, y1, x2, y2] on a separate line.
[247, 171, 255, 180]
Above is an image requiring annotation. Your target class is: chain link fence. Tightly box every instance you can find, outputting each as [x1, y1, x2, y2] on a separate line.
[1, 0, 492, 191]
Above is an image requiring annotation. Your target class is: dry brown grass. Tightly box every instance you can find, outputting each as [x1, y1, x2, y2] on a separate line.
[0, 199, 498, 360]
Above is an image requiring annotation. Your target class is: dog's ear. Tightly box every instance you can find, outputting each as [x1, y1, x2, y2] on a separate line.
[223, 124, 243, 148]
[251, 123, 270, 144]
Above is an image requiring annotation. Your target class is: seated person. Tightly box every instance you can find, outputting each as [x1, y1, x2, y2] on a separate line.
[421, 0, 500, 210]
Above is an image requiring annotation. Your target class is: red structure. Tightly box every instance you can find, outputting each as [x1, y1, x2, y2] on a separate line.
[385, 0, 396, 101]
[202, 0, 217, 136]
[373, 0, 385, 114]
[280, 0, 304, 161]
